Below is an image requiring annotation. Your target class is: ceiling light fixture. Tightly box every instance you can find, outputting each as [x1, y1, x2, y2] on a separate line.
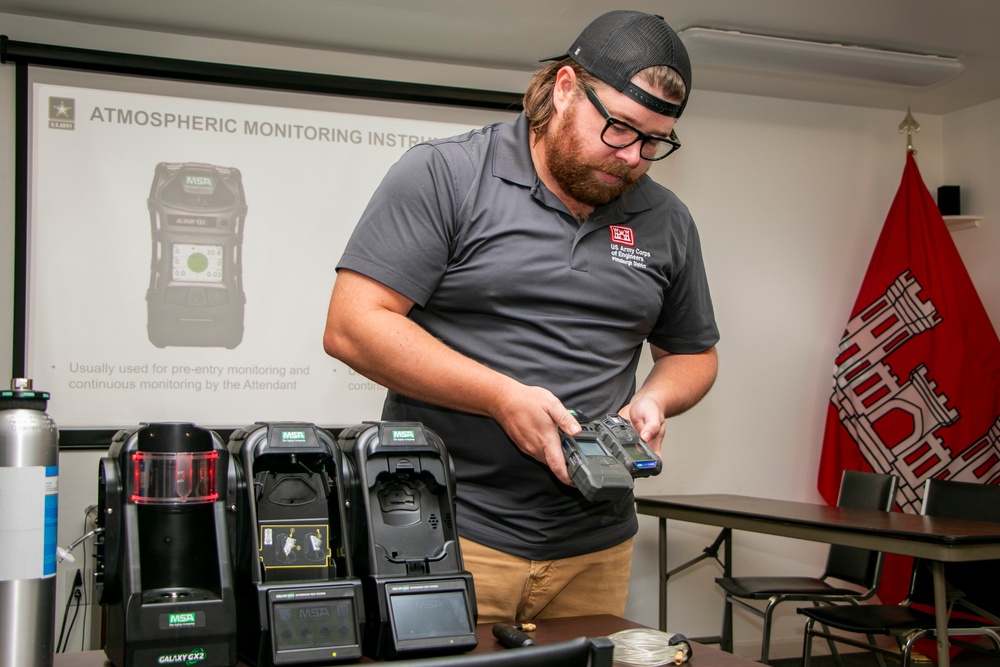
[677, 27, 964, 87]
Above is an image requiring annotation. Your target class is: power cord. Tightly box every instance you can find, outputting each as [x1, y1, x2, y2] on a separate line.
[56, 570, 83, 653]
[79, 537, 89, 650]
[56, 505, 101, 651]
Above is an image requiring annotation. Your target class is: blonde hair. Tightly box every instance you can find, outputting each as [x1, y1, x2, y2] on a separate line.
[522, 58, 687, 139]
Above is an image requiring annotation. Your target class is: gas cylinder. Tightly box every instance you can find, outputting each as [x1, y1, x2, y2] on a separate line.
[0, 378, 59, 667]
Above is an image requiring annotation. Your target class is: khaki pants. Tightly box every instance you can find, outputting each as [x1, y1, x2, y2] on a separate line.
[460, 537, 633, 624]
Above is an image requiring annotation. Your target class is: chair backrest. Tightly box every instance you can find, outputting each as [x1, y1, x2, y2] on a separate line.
[909, 478, 1000, 620]
[374, 636, 614, 667]
[822, 470, 899, 587]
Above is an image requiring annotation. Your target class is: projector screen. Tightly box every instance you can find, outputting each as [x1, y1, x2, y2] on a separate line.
[17, 61, 518, 433]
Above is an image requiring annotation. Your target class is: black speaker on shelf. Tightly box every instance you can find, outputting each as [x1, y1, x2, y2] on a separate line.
[937, 185, 961, 216]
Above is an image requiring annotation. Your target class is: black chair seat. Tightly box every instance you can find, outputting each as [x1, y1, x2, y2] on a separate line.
[798, 604, 993, 635]
[717, 576, 861, 599]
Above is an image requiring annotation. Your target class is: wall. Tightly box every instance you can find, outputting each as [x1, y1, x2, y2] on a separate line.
[2, 11, 996, 660]
[942, 97, 1000, 330]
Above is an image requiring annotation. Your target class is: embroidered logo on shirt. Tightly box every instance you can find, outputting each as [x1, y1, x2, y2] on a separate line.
[609, 225, 651, 269]
[609, 225, 635, 246]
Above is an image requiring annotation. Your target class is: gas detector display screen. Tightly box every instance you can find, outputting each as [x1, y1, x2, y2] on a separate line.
[272, 599, 358, 651]
[390, 591, 472, 640]
[576, 438, 607, 457]
[172, 243, 224, 283]
[620, 443, 649, 459]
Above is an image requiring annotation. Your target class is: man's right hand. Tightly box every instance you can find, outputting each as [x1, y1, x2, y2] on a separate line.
[490, 384, 581, 486]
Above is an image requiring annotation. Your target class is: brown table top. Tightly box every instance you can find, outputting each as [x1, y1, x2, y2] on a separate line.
[55, 614, 756, 667]
[636, 493, 1000, 561]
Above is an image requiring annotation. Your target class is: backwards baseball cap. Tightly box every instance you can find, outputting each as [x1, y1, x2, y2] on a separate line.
[545, 10, 691, 118]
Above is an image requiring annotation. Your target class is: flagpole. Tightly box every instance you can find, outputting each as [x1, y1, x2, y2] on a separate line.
[898, 107, 920, 154]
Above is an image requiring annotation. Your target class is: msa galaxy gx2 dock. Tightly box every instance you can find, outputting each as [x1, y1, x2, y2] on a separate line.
[226, 422, 363, 666]
[95, 423, 237, 667]
[336, 422, 477, 660]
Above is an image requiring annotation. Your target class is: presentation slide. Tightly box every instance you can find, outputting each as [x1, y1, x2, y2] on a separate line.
[24, 67, 515, 429]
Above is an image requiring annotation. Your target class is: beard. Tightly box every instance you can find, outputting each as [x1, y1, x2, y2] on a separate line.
[544, 104, 641, 208]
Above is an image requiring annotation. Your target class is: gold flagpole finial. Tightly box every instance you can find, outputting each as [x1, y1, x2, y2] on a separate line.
[898, 107, 920, 155]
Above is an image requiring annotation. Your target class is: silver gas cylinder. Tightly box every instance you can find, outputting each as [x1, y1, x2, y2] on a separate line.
[0, 378, 59, 667]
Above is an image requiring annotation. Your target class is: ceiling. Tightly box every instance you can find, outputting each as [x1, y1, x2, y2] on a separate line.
[2, 0, 999, 115]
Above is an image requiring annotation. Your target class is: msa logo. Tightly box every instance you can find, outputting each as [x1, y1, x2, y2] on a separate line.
[157, 648, 206, 665]
[281, 431, 307, 443]
[182, 174, 216, 195]
[168, 612, 196, 627]
[300, 606, 331, 619]
[185, 175, 215, 187]
[391, 429, 416, 442]
[414, 599, 444, 610]
[609, 226, 635, 246]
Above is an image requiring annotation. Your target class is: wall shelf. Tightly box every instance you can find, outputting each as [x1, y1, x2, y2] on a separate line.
[943, 215, 983, 231]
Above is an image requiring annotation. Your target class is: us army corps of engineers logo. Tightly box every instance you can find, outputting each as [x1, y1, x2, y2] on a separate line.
[609, 224, 651, 269]
[48, 97, 75, 130]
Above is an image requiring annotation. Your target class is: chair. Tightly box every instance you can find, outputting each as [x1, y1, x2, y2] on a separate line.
[799, 478, 1000, 666]
[715, 470, 898, 664]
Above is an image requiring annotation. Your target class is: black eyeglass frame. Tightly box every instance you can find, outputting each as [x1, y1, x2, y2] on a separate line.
[583, 85, 681, 161]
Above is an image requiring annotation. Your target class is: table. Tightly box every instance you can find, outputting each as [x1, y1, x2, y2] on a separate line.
[636, 493, 1000, 667]
[54, 614, 758, 667]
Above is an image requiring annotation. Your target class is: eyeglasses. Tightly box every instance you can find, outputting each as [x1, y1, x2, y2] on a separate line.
[583, 86, 681, 161]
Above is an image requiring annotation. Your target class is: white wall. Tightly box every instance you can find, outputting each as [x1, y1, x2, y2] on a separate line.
[942, 97, 1000, 330]
[2, 12, 996, 660]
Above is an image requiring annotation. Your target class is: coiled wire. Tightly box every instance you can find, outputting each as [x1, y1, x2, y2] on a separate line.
[608, 628, 692, 666]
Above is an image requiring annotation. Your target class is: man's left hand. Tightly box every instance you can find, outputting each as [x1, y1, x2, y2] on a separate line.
[619, 396, 666, 455]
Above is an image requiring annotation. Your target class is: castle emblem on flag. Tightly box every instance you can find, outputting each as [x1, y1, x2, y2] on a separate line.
[831, 270, 1000, 513]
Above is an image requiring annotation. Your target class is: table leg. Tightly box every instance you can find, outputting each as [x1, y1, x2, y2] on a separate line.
[721, 529, 732, 653]
[658, 517, 668, 631]
[654, 520, 732, 647]
[931, 560, 951, 667]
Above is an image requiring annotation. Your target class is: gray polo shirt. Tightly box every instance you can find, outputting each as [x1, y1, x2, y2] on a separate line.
[337, 113, 718, 560]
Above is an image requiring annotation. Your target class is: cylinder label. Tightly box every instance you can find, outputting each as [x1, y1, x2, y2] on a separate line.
[0, 466, 52, 580]
[45, 466, 59, 576]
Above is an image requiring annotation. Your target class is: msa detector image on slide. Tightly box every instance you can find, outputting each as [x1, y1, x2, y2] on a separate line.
[146, 162, 248, 349]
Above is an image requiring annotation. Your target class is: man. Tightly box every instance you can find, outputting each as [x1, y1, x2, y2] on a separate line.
[323, 10, 719, 622]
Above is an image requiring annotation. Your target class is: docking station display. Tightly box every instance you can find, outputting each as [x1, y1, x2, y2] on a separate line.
[336, 422, 477, 660]
[227, 422, 363, 666]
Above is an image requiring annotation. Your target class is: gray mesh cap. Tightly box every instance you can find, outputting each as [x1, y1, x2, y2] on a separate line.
[547, 10, 691, 118]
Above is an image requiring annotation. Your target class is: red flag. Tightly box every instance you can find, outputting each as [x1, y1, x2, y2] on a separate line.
[818, 152, 1000, 605]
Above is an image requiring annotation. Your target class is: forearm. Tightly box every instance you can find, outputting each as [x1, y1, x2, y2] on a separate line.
[328, 313, 518, 418]
[622, 346, 717, 449]
[634, 346, 718, 418]
[323, 281, 515, 419]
